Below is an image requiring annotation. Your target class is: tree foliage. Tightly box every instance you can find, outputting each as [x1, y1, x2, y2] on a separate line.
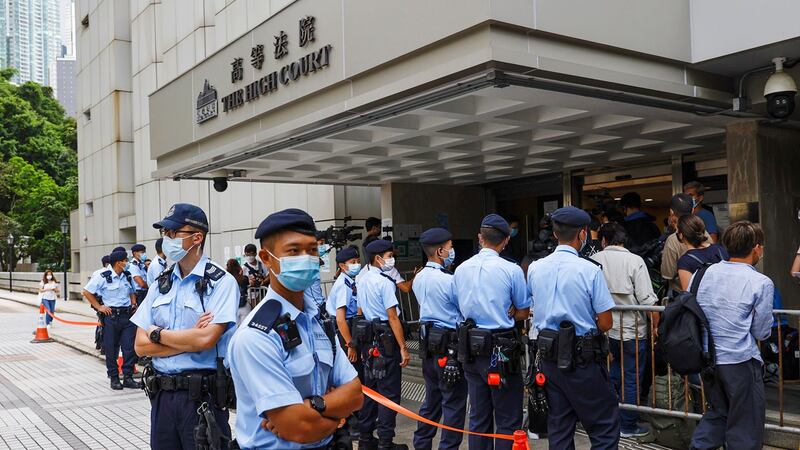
[0, 68, 77, 269]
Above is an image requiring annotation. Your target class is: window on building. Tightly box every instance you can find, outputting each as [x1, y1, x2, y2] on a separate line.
[81, 15, 89, 28]
[83, 108, 91, 121]
[85, 202, 94, 217]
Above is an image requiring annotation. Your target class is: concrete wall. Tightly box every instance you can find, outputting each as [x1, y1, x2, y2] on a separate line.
[690, 0, 800, 62]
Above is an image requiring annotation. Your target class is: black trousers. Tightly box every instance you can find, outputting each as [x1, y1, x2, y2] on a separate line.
[359, 338, 402, 441]
[103, 309, 137, 378]
[540, 360, 620, 450]
[463, 355, 523, 450]
[413, 354, 468, 450]
[691, 359, 765, 450]
[150, 389, 230, 450]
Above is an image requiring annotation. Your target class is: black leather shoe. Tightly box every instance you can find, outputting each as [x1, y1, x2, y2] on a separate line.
[122, 376, 142, 389]
[378, 441, 408, 450]
[110, 377, 123, 390]
[358, 437, 379, 450]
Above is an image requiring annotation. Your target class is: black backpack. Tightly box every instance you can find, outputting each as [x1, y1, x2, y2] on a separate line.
[657, 265, 716, 376]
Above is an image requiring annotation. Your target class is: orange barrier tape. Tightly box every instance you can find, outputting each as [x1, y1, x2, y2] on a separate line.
[361, 385, 516, 441]
[43, 307, 102, 327]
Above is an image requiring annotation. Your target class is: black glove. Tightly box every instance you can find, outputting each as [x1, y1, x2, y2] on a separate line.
[370, 352, 387, 380]
[442, 353, 462, 389]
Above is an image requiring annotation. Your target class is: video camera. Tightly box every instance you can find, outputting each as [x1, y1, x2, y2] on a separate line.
[527, 213, 558, 261]
[317, 216, 364, 250]
[629, 237, 664, 271]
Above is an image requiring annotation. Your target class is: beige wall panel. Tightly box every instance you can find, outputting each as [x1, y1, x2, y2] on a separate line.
[534, 0, 691, 61]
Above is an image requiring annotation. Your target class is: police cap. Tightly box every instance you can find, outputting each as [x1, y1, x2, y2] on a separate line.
[109, 250, 128, 265]
[153, 203, 209, 232]
[419, 227, 453, 246]
[131, 243, 146, 253]
[254, 208, 317, 241]
[551, 206, 591, 227]
[335, 246, 359, 264]
[365, 239, 393, 255]
[481, 214, 511, 237]
[112, 246, 127, 253]
[101, 255, 111, 266]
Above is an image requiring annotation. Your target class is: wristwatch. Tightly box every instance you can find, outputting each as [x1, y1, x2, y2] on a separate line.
[308, 395, 326, 414]
[149, 327, 164, 344]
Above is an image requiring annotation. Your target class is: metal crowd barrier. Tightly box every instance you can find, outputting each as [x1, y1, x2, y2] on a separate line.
[609, 304, 800, 436]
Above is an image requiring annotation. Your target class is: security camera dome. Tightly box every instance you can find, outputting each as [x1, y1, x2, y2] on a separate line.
[764, 57, 797, 119]
[764, 71, 797, 97]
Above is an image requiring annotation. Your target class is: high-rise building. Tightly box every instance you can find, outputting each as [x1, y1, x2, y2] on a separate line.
[57, 0, 73, 57]
[51, 56, 75, 116]
[1, 0, 61, 85]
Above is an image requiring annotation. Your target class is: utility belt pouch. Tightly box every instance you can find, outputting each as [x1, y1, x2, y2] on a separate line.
[214, 357, 235, 410]
[495, 334, 522, 374]
[419, 321, 432, 359]
[468, 329, 493, 357]
[427, 327, 451, 356]
[351, 317, 372, 349]
[457, 319, 476, 364]
[378, 325, 395, 357]
[188, 373, 204, 401]
[557, 321, 576, 372]
[536, 329, 558, 362]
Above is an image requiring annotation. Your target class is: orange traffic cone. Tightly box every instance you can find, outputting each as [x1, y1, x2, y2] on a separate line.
[512, 430, 530, 450]
[117, 351, 139, 375]
[31, 304, 54, 343]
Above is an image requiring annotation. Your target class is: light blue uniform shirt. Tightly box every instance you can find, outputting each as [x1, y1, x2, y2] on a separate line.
[130, 256, 239, 374]
[529, 245, 615, 336]
[129, 259, 148, 289]
[303, 278, 326, 310]
[414, 262, 462, 329]
[227, 288, 358, 450]
[358, 266, 399, 321]
[83, 269, 135, 307]
[146, 256, 168, 287]
[693, 261, 774, 365]
[453, 248, 528, 330]
[326, 273, 358, 320]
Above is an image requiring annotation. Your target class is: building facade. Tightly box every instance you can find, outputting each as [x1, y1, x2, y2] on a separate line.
[1, 0, 61, 85]
[75, 1, 800, 306]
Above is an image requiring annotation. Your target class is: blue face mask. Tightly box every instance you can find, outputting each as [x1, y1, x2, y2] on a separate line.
[162, 234, 196, 262]
[268, 250, 320, 292]
[510, 228, 519, 238]
[443, 248, 455, 266]
[318, 244, 331, 257]
[346, 263, 361, 278]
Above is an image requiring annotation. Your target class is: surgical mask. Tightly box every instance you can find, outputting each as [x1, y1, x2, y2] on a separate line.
[138, 253, 147, 262]
[267, 250, 320, 292]
[318, 244, 331, 257]
[46, 275, 53, 281]
[162, 234, 196, 262]
[443, 248, 455, 266]
[346, 263, 361, 277]
[579, 231, 588, 252]
[380, 257, 395, 272]
[510, 228, 519, 238]
[245, 255, 256, 264]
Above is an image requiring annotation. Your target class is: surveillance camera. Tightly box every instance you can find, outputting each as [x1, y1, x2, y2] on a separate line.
[764, 57, 797, 119]
[212, 177, 228, 192]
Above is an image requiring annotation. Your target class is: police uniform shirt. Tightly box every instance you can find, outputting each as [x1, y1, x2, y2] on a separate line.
[83, 269, 135, 307]
[129, 259, 148, 286]
[414, 262, 462, 329]
[528, 245, 615, 336]
[357, 266, 399, 321]
[227, 288, 358, 450]
[303, 278, 326, 310]
[130, 256, 239, 374]
[355, 264, 405, 285]
[146, 256, 168, 287]
[453, 248, 528, 330]
[325, 272, 358, 320]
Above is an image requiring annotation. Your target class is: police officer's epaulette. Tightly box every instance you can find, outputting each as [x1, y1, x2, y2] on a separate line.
[101, 270, 112, 283]
[581, 256, 603, 269]
[204, 262, 226, 281]
[122, 270, 133, 285]
[439, 268, 453, 275]
[248, 300, 302, 351]
[157, 264, 176, 294]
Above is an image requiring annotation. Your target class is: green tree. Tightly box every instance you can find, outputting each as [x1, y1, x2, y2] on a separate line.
[0, 68, 77, 269]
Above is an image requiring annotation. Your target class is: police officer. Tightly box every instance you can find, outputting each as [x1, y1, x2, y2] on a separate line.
[413, 228, 467, 450]
[129, 243, 149, 299]
[227, 208, 363, 450]
[453, 214, 529, 450]
[528, 206, 618, 449]
[357, 239, 411, 450]
[131, 203, 239, 450]
[326, 245, 364, 439]
[146, 237, 168, 287]
[82, 250, 140, 390]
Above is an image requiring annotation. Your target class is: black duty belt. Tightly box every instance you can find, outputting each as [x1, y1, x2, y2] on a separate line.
[536, 329, 608, 366]
[155, 371, 215, 393]
[109, 306, 133, 314]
